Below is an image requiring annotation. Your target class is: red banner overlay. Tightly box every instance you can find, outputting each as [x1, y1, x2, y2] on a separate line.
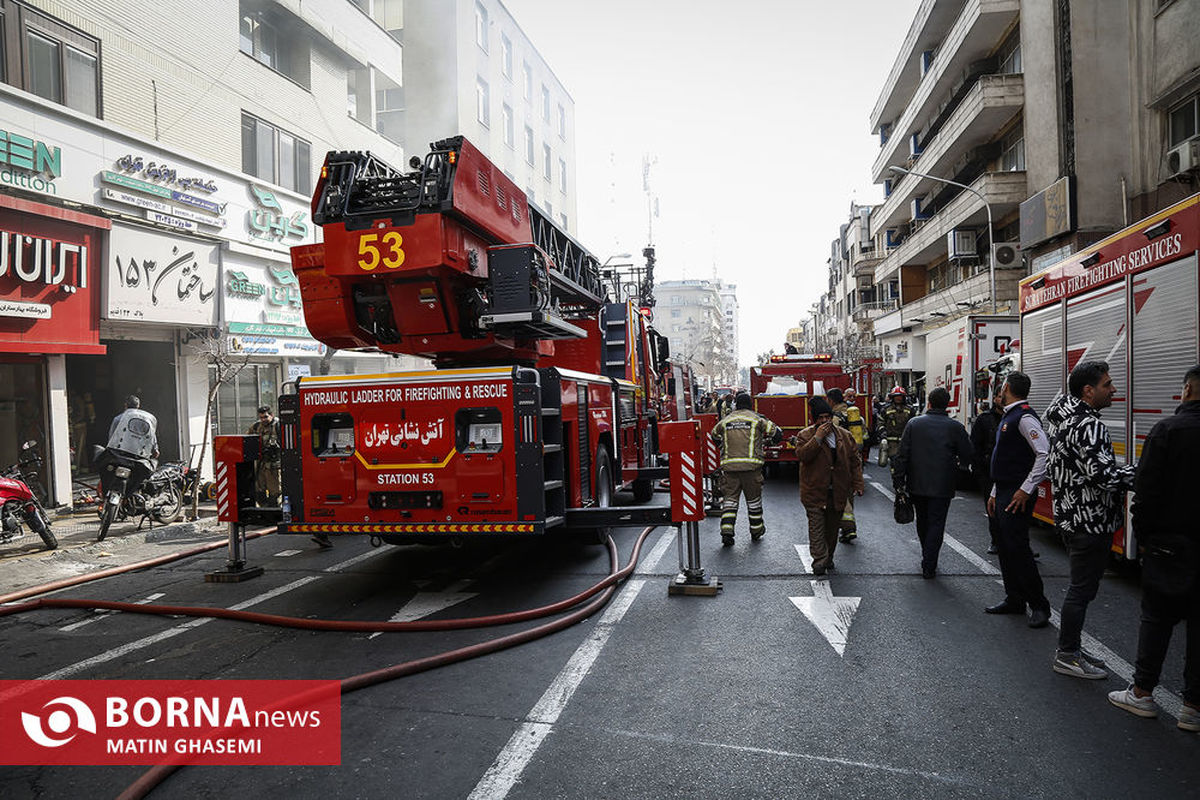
[0, 680, 340, 765]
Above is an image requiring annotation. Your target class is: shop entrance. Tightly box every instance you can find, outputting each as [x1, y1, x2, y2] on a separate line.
[211, 363, 279, 435]
[0, 358, 49, 501]
[66, 341, 181, 469]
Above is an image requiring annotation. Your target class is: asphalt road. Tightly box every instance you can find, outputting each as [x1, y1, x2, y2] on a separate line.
[1, 463, 1196, 799]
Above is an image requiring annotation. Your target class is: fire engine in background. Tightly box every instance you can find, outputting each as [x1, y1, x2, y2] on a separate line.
[660, 361, 698, 422]
[280, 136, 671, 544]
[923, 314, 1018, 426]
[1018, 191, 1200, 559]
[749, 354, 870, 471]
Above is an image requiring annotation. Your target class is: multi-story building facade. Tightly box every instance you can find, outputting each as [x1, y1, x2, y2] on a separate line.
[403, 0, 577, 234]
[854, 0, 1200, 396]
[0, 0, 569, 508]
[716, 281, 739, 373]
[657, 278, 737, 388]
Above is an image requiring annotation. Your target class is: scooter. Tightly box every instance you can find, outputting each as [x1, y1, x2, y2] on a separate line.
[93, 447, 182, 541]
[0, 441, 57, 550]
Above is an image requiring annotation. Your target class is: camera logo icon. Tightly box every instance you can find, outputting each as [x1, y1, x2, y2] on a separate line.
[21, 696, 97, 748]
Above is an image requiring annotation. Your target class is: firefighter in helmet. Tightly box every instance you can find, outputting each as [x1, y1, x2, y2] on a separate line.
[828, 387, 865, 543]
[710, 391, 782, 547]
[878, 386, 915, 472]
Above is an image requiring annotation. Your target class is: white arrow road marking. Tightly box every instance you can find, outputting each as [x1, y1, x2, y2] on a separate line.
[789, 580, 861, 657]
[792, 543, 814, 574]
[273, 549, 303, 557]
[368, 579, 478, 640]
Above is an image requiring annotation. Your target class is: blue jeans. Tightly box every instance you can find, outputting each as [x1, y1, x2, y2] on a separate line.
[913, 495, 951, 574]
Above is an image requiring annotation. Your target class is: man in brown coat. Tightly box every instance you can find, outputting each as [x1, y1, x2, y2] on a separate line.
[794, 396, 864, 575]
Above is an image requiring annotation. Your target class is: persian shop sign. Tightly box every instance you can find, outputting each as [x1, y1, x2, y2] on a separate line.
[246, 185, 309, 243]
[0, 129, 62, 195]
[106, 225, 218, 326]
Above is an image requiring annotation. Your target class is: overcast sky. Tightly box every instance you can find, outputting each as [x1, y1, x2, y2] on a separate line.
[500, 0, 922, 366]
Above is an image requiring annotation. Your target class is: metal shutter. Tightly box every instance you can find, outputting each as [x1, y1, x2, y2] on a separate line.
[1021, 304, 1063, 416]
[1066, 283, 1129, 459]
[1130, 254, 1199, 461]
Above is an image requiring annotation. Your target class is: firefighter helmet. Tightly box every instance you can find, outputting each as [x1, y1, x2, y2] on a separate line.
[888, 386, 907, 398]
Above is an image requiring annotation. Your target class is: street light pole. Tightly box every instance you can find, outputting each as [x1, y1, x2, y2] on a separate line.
[889, 165, 996, 314]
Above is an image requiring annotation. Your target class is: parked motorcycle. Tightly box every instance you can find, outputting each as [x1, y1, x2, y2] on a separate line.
[0, 441, 57, 550]
[93, 446, 183, 541]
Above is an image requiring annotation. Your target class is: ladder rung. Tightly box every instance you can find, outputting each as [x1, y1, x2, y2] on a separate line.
[543, 444, 562, 453]
[543, 480, 564, 491]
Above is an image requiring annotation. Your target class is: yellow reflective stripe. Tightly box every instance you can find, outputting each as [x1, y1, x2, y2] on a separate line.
[354, 448, 457, 470]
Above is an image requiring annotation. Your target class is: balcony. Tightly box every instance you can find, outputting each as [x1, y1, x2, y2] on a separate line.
[871, 0, 1020, 183]
[853, 299, 899, 322]
[874, 170, 1027, 284]
[872, 73, 1024, 235]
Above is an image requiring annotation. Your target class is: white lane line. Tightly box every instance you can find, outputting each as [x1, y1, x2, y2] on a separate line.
[865, 481, 1188, 723]
[274, 549, 303, 558]
[867, 480, 894, 501]
[323, 545, 393, 573]
[635, 527, 678, 575]
[58, 592, 166, 632]
[607, 728, 980, 787]
[39, 577, 321, 680]
[468, 578, 647, 800]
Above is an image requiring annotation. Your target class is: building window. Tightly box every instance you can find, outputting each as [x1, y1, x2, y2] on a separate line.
[476, 77, 490, 126]
[347, 67, 370, 124]
[558, 157, 567, 193]
[375, 72, 403, 143]
[241, 112, 312, 195]
[671, 309, 681, 318]
[522, 62, 532, 101]
[524, 125, 535, 164]
[211, 364, 278, 437]
[1168, 94, 1199, 148]
[474, 2, 488, 52]
[501, 34, 512, 79]
[997, 32, 1022, 75]
[543, 144, 552, 180]
[239, 3, 308, 87]
[502, 104, 514, 147]
[0, 0, 100, 116]
[541, 84, 550, 121]
[545, 199, 552, 218]
[557, 103, 566, 139]
[1001, 125, 1025, 171]
[560, 213, 568, 228]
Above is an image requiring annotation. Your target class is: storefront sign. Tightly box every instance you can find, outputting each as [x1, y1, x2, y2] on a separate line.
[246, 185, 309, 243]
[100, 172, 225, 219]
[228, 334, 326, 356]
[1020, 176, 1074, 250]
[288, 364, 311, 379]
[102, 189, 226, 229]
[0, 199, 106, 354]
[225, 265, 302, 311]
[1, 128, 62, 196]
[106, 224, 218, 326]
[113, 154, 218, 194]
[229, 321, 311, 337]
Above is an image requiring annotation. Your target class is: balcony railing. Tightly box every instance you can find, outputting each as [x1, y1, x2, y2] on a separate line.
[853, 299, 900, 321]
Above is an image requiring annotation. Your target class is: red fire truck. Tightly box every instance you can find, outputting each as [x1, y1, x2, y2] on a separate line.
[1018, 192, 1200, 559]
[278, 136, 669, 543]
[749, 354, 869, 469]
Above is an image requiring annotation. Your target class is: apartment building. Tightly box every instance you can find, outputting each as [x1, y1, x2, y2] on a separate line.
[403, 0, 577, 234]
[0, 0, 572, 507]
[658, 279, 737, 388]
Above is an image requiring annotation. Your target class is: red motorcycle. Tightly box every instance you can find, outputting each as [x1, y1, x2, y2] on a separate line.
[0, 441, 57, 550]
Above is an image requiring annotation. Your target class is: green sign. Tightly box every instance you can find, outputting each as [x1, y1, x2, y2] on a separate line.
[228, 321, 311, 337]
[0, 130, 61, 177]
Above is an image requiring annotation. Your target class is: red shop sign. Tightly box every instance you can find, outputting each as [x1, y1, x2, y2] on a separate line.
[0, 195, 108, 354]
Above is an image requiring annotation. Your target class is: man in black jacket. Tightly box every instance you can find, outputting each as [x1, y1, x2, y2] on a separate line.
[970, 392, 1003, 554]
[892, 387, 973, 579]
[985, 371, 1052, 628]
[1108, 365, 1200, 732]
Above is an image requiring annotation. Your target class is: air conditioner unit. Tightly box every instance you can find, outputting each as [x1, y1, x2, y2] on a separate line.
[886, 228, 904, 248]
[947, 229, 976, 259]
[992, 242, 1021, 268]
[911, 197, 931, 220]
[910, 133, 924, 157]
[1166, 140, 1200, 177]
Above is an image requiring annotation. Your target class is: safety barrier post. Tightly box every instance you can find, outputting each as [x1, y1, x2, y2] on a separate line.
[205, 435, 265, 583]
[694, 412, 722, 516]
[658, 420, 721, 597]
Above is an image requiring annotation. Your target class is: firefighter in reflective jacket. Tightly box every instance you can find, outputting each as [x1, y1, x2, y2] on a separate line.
[710, 392, 782, 547]
[828, 387, 864, 543]
[878, 386, 914, 471]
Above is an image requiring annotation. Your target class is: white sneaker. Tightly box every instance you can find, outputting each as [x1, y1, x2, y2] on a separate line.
[1108, 685, 1158, 718]
[1178, 704, 1200, 733]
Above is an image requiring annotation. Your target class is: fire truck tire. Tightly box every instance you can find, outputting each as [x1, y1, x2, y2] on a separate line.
[631, 477, 654, 503]
[575, 447, 614, 545]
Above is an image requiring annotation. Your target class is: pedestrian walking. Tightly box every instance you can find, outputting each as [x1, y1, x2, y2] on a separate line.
[710, 391, 781, 547]
[891, 387, 973, 579]
[1044, 361, 1135, 679]
[985, 371, 1052, 628]
[794, 396, 863, 576]
[878, 386, 914, 470]
[828, 387, 865, 543]
[1107, 365, 1200, 731]
[970, 392, 1003, 555]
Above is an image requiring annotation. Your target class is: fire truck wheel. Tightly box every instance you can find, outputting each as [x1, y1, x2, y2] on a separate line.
[575, 447, 614, 545]
[631, 478, 654, 503]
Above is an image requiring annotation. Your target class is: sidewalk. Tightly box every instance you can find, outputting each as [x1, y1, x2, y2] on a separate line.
[0, 501, 231, 598]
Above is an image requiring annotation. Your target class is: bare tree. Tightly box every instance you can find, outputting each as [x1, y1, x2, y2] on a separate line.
[184, 330, 251, 520]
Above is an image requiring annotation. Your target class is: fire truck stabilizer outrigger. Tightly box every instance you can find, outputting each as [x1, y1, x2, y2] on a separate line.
[270, 136, 675, 545]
